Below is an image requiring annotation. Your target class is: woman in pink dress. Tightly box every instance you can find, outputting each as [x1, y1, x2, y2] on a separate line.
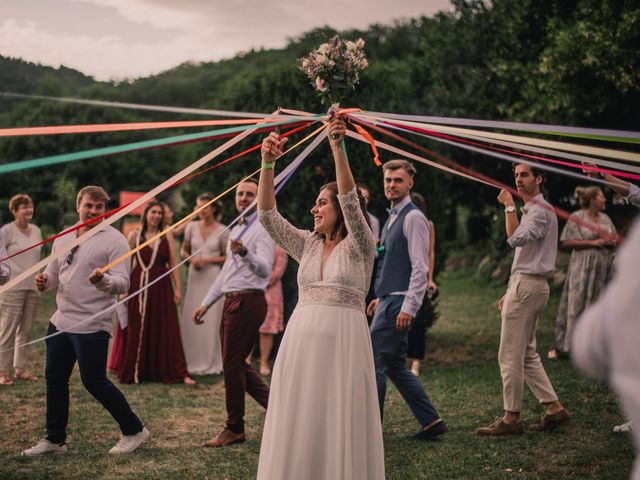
[257, 245, 288, 375]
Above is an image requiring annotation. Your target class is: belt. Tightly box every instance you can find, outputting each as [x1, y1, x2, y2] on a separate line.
[225, 289, 263, 298]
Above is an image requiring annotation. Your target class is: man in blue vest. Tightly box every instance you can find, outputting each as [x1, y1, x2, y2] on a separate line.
[367, 159, 447, 439]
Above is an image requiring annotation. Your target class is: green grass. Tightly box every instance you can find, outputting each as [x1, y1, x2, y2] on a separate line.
[0, 269, 633, 479]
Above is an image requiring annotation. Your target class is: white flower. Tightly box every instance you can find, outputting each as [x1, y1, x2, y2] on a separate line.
[356, 38, 365, 49]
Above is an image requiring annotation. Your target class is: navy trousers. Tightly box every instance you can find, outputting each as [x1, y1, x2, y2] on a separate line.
[369, 295, 440, 426]
[45, 323, 143, 444]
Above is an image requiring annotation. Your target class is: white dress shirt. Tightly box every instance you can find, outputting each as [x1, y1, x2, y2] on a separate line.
[202, 212, 276, 307]
[384, 195, 430, 318]
[44, 224, 131, 334]
[507, 193, 558, 278]
[572, 219, 640, 480]
[0, 229, 11, 285]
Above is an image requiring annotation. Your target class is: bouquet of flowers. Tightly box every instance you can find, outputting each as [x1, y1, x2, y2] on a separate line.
[298, 35, 369, 106]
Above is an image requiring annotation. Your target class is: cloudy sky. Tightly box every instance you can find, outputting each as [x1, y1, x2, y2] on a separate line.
[0, 0, 451, 81]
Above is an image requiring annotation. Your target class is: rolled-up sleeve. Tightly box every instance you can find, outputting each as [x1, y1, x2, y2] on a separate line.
[401, 211, 430, 317]
[94, 234, 131, 295]
[507, 209, 549, 248]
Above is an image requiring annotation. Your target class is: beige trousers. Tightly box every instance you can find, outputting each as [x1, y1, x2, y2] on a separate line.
[0, 289, 39, 372]
[499, 273, 558, 412]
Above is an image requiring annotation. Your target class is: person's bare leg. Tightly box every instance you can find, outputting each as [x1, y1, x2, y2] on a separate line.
[259, 334, 273, 375]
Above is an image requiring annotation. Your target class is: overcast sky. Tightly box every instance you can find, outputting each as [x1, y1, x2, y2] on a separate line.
[0, 0, 452, 81]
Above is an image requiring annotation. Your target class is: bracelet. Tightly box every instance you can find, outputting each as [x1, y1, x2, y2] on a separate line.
[261, 161, 276, 170]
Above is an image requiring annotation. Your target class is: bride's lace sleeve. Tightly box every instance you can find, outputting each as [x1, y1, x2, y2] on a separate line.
[337, 187, 376, 258]
[258, 207, 310, 263]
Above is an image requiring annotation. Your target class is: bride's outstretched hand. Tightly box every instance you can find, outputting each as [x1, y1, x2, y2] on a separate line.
[327, 115, 346, 148]
[261, 132, 288, 165]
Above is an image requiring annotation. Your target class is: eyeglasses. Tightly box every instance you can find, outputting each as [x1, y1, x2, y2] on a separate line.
[66, 246, 80, 265]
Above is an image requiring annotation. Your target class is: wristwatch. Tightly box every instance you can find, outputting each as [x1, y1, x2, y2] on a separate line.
[504, 205, 516, 214]
[239, 246, 248, 257]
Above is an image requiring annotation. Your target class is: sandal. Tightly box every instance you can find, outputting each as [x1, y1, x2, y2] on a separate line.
[15, 370, 38, 381]
[0, 374, 14, 386]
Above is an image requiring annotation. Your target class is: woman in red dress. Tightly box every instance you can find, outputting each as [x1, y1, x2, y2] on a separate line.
[109, 202, 195, 384]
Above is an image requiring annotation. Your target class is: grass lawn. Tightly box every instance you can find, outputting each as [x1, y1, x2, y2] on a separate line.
[0, 269, 634, 479]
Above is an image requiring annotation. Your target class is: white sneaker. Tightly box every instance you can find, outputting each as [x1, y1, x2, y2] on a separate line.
[21, 439, 67, 456]
[109, 427, 150, 454]
[613, 421, 633, 433]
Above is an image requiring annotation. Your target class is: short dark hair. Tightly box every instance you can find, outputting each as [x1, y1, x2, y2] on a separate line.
[239, 177, 259, 186]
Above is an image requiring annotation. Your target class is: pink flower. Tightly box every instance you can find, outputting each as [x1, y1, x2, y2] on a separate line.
[318, 43, 331, 55]
[356, 38, 365, 49]
[346, 40, 356, 52]
[315, 53, 328, 65]
[359, 58, 369, 69]
[315, 77, 328, 92]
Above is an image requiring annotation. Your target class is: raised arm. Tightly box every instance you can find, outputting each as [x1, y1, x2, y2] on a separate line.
[327, 115, 356, 195]
[329, 114, 375, 257]
[258, 132, 288, 212]
[258, 131, 311, 262]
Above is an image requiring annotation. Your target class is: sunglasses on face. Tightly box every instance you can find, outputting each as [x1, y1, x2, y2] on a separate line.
[66, 245, 80, 265]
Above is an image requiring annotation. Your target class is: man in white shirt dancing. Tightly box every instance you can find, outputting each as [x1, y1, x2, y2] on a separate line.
[22, 186, 147, 456]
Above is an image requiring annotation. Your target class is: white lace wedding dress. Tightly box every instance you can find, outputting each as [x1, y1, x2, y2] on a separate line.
[256, 187, 385, 480]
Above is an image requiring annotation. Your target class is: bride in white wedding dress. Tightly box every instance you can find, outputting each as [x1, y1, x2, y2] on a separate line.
[256, 115, 385, 480]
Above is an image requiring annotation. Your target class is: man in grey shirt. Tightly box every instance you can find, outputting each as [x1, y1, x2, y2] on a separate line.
[22, 186, 148, 456]
[477, 163, 570, 436]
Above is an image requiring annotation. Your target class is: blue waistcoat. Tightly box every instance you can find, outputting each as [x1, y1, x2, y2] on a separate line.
[374, 202, 419, 297]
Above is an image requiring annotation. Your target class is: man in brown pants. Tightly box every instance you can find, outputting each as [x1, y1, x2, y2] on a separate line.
[193, 179, 274, 447]
[476, 163, 570, 436]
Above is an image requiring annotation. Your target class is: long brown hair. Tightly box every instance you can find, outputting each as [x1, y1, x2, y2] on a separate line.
[319, 182, 371, 240]
[140, 201, 165, 242]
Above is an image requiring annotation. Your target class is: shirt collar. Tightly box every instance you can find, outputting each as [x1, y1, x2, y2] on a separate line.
[522, 193, 544, 214]
[389, 195, 412, 215]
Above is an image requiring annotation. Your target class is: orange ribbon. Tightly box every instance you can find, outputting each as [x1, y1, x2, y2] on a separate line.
[350, 120, 381, 166]
[0, 119, 269, 137]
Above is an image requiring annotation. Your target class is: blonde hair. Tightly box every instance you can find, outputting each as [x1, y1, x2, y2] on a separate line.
[575, 186, 601, 209]
[382, 159, 416, 178]
[76, 186, 109, 206]
[9, 194, 33, 212]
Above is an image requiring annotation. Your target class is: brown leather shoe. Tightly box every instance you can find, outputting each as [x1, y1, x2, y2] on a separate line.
[475, 418, 524, 436]
[203, 429, 246, 447]
[529, 409, 571, 432]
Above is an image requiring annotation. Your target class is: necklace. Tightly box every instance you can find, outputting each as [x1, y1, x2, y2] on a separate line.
[132, 229, 161, 384]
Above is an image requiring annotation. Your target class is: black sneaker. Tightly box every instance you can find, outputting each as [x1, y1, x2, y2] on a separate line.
[411, 420, 448, 440]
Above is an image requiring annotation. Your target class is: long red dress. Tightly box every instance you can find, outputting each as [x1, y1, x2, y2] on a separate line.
[108, 236, 189, 384]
